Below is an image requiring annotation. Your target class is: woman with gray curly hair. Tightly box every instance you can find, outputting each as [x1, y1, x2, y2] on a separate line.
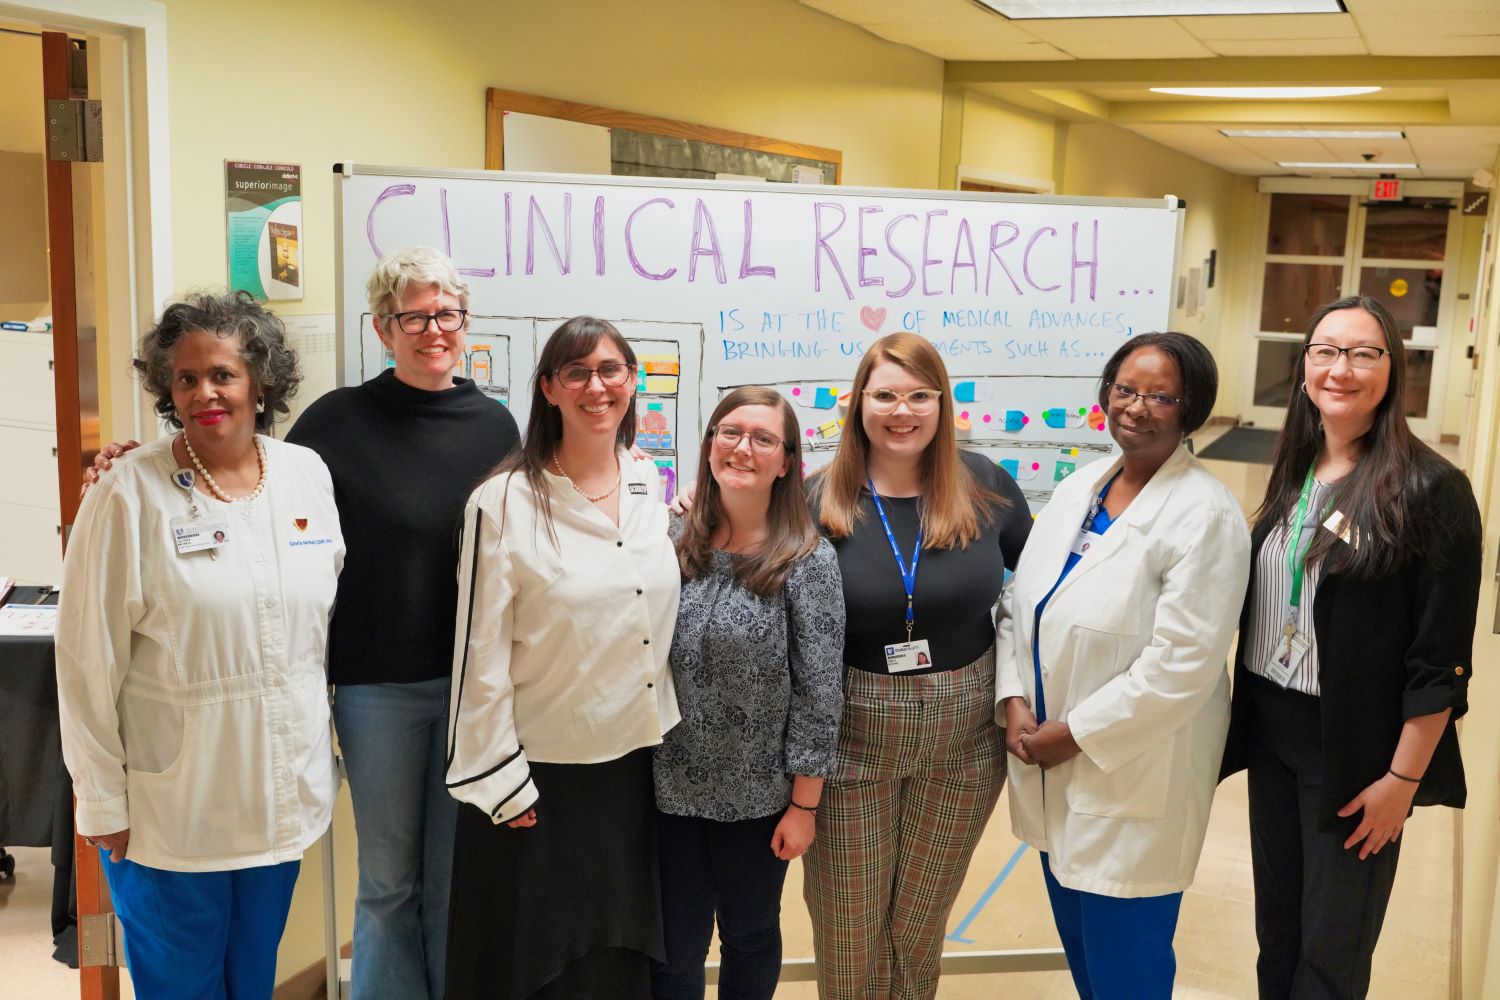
[57, 291, 345, 999]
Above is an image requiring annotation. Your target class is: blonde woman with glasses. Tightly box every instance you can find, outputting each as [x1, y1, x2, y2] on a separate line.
[803, 332, 1030, 1000]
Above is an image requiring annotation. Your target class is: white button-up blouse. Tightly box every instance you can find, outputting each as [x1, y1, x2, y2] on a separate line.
[56, 435, 345, 872]
[446, 451, 682, 824]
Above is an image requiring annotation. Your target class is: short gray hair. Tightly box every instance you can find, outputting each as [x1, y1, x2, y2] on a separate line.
[133, 291, 301, 432]
[365, 246, 470, 318]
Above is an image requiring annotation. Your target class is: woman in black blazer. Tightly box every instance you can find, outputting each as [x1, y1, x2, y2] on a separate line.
[1221, 295, 1482, 1000]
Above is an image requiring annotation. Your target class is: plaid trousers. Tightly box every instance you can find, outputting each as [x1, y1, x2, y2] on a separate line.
[802, 649, 1006, 1000]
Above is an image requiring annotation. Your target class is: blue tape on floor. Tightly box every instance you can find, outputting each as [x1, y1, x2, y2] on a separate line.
[945, 843, 1030, 944]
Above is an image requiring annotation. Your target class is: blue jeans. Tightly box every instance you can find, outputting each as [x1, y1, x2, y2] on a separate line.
[102, 852, 298, 1000]
[1041, 853, 1182, 1000]
[333, 677, 456, 1000]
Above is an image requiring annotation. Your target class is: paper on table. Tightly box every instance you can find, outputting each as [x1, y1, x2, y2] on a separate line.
[0, 604, 58, 637]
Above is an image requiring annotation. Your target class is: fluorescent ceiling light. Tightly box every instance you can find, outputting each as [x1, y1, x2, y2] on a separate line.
[1221, 128, 1406, 140]
[1152, 86, 1380, 98]
[980, 1, 1345, 17]
[1277, 161, 1418, 170]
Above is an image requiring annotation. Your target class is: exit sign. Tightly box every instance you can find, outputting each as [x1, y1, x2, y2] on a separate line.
[1371, 178, 1403, 201]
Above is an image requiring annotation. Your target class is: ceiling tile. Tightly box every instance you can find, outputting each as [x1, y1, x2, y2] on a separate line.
[1345, 0, 1499, 12]
[1203, 36, 1370, 55]
[1352, 11, 1500, 35]
[1178, 12, 1359, 39]
[1365, 34, 1500, 56]
[864, 23, 1073, 59]
[798, 0, 1019, 27]
[1020, 17, 1219, 57]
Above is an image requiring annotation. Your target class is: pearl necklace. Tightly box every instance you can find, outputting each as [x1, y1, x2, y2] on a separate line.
[551, 450, 620, 503]
[183, 433, 267, 503]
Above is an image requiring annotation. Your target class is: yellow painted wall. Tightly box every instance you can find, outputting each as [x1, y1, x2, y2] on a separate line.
[957, 92, 1056, 189]
[1060, 123, 1255, 417]
[0, 30, 50, 318]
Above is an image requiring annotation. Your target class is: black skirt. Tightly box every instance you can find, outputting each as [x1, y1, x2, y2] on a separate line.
[445, 747, 663, 1000]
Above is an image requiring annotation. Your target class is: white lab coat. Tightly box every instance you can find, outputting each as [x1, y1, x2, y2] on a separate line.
[996, 445, 1249, 897]
[56, 435, 344, 872]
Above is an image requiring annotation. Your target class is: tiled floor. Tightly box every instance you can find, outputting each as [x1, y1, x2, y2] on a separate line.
[1, 427, 1457, 999]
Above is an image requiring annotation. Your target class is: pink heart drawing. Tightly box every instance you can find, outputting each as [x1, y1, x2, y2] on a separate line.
[859, 306, 886, 332]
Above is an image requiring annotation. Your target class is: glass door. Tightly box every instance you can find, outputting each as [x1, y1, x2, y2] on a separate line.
[1241, 191, 1459, 442]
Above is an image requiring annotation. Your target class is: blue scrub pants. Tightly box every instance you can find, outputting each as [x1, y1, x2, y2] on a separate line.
[1041, 853, 1182, 1000]
[101, 852, 300, 1000]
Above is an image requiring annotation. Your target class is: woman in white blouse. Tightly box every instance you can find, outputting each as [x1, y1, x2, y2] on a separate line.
[56, 292, 344, 999]
[445, 316, 682, 1000]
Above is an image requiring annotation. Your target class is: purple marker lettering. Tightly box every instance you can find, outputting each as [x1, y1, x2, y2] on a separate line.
[441, 188, 452, 256]
[883, 213, 917, 298]
[951, 218, 977, 295]
[689, 199, 727, 284]
[1023, 226, 1060, 293]
[366, 183, 415, 258]
[503, 193, 512, 276]
[526, 194, 572, 276]
[739, 199, 775, 279]
[626, 198, 677, 281]
[812, 202, 854, 300]
[1071, 219, 1099, 304]
[593, 196, 606, 276]
[921, 209, 948, 296]
[858, 205, 884, 287]
[986, 221, 1022, 295]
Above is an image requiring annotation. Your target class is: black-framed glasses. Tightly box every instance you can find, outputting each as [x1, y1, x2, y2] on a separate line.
[553, 362, 636, 389]
[383, 309, 468, 335]
[1304, 343, 1388, 369]
[711, 423, 786, 455]
[1107, 382, 1181, 410]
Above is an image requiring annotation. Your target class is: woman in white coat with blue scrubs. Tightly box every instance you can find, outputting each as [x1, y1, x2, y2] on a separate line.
[996, 332, 1250, 999]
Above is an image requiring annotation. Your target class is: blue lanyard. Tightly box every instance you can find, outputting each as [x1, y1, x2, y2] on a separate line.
[868, 479, 922, 642]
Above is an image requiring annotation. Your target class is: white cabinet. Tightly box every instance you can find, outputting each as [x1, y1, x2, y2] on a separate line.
[0, 331, 61, 584]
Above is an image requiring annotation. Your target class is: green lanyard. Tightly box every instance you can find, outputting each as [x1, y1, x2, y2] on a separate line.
[1285, 465, 1320, 612]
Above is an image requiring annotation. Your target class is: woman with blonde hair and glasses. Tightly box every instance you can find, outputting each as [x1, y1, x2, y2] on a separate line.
[803, 332, 1030, 1000]
[652, 386, 845, 1000]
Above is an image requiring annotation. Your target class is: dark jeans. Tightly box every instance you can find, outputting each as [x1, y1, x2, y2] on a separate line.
[652, 811, 789, 1000]
[1244, 671, 1402, 1000]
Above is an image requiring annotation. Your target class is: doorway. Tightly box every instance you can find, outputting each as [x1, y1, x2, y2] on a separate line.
[1241, 182, 1463, 441]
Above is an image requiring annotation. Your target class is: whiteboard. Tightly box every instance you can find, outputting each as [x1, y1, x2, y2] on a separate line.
[335, 165, 1183, 507]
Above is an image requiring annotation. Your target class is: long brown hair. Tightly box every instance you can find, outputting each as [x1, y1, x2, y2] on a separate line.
[489, 316, 638, 544]
[677, 387, 819, 598]
[1255, 295, 1448, 578]
[813, 332, 1002, 549]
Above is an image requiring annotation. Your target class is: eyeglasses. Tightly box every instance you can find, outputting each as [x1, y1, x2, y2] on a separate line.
[1107, 383, 1182, 410]
[553, 361, 635, 389]
[712, 424, 786, 455]
[1304, 343, 1388, 369]
[861, 387, 943, 415]
[383, 309, 468, 335]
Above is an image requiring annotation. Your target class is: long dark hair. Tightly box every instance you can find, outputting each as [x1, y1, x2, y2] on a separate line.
[677, 387, 819, 598]
[814, 332, 1002, 548]
[1256, 295, 1447, 579]
[489, 316, 638, 543]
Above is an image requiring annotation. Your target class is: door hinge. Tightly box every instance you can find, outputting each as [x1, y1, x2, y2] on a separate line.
[46, 99, 103, 163]
[79, 911, 122, 967]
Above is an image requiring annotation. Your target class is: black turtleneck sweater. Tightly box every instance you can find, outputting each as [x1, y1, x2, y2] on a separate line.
[287, 370, 520, 685]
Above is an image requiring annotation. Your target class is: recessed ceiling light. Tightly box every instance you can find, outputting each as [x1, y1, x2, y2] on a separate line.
[979, 1, 1345, 17]
[1277, 161, 1418, 170]
[1152, 86, 1380, 98]
[1221, 128, 1406, 140]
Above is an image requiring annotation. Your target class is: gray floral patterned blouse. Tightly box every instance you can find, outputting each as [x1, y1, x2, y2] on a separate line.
[654, 523, 846, 822]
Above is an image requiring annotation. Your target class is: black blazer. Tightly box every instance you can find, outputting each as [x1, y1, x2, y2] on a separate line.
[1221, 458, 1483, 822]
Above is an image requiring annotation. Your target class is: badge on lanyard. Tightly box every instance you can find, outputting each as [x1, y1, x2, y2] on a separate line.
[868, 479, 931, 670]
[169, 465, 224, 558]
[1268, 465, 1324, 687]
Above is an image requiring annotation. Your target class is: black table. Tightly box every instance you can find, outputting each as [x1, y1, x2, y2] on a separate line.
[0, 585, 76, 962]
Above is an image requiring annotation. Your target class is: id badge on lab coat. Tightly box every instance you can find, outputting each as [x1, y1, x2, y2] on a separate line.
[171, 514, 229, 555]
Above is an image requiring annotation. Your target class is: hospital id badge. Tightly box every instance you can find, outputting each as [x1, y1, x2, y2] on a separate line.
[171, 513, 229, 555]
[1263, 627, 1310, 688]
[885, 639, 933, 673]
[1070, 527, 1098, 558]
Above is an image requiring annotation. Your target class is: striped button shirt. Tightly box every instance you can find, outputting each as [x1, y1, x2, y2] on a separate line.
[1244, 478, 1337, 697]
